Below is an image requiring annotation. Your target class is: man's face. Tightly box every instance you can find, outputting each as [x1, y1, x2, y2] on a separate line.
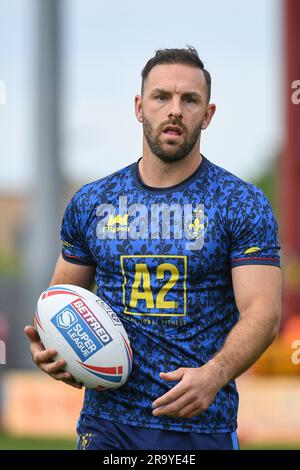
[135, 63, 215, 163]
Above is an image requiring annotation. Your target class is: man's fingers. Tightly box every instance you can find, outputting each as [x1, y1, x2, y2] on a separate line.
[159, 369, 185, 382]
[41, 361, 82, 389]
[41, 359, 66, 374]
[32, 348, 58, 364]
[24, 325, 41, 343]
[152, 381, 186, 409]
[153, 392, 191, 417]
[30, 342, 45, 357]
[61, 377, 83, 389]
[25, 326, 46, 353]
[25, 324, 80, 389]
[50, 371, 72, 381]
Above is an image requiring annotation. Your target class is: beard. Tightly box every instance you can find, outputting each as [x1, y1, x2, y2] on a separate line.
[142, 115, 203, 163]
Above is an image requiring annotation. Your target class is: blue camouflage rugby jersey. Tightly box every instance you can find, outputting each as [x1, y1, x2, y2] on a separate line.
[61, 156, 280, 433]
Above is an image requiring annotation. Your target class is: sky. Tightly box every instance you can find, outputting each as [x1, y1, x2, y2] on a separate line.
[0, 0, 283, 192]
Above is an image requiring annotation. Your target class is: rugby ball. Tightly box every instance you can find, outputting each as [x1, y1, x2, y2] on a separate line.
[34, 284, 133, 390]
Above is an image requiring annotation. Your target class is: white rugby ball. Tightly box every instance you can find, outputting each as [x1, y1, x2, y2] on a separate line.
[34, 284, 133, 390]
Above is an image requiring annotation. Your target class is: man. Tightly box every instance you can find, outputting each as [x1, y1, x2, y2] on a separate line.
[25, 46, 281, 450]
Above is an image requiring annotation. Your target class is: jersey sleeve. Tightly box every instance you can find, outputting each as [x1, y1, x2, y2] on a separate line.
[229, 185, 281, 268]
[60, 192, 96, 266]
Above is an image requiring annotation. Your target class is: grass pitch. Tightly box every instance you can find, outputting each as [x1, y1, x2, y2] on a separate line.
[0, 433, 76, 450]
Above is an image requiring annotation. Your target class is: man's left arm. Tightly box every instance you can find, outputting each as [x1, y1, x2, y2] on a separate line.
[152, 265, 281, 418]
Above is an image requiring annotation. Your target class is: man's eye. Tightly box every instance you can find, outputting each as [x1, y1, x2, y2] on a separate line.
[157, 95, 167, 101]
[184, 97, 196, 104]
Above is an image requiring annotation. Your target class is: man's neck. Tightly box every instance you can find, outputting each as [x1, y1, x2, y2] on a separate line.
[138, 151, 202, 188]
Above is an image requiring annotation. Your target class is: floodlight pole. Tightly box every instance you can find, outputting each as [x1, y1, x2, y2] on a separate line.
[21, 0, 63, 366]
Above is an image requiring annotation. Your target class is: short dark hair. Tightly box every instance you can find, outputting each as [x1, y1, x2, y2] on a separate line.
[141, 46, 211, 102]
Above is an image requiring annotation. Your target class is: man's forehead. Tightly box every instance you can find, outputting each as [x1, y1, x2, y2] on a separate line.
[144, 63, 206, 92]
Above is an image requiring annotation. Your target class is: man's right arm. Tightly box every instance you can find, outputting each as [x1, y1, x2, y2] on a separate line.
[24, 255, 96, 388]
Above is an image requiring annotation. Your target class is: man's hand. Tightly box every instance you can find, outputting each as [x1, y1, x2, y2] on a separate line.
[152, 364, 221, 419]
[24, 255, 96, 390]
[24, 325, 82, 389]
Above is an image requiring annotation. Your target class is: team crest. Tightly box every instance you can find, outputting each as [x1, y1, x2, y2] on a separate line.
[186, 208, 208, 240]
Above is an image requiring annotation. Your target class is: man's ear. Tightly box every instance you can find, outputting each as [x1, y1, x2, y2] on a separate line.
[135, 95, 143, 123]
[201, 103, 216, 130]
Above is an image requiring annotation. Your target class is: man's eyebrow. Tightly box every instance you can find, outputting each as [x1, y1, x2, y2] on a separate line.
[150, 88, 202, 99]
[150, 88, 171, 95]
[182, 91, 202, 100]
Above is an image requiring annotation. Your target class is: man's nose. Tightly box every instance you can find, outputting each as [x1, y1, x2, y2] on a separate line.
[168, 97, 183, 119]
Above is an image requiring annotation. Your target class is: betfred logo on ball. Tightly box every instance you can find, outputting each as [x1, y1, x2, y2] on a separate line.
[51, 298, 113, 361]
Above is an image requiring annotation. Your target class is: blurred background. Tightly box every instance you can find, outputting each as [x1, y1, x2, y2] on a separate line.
[0, 0, 299, 450]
